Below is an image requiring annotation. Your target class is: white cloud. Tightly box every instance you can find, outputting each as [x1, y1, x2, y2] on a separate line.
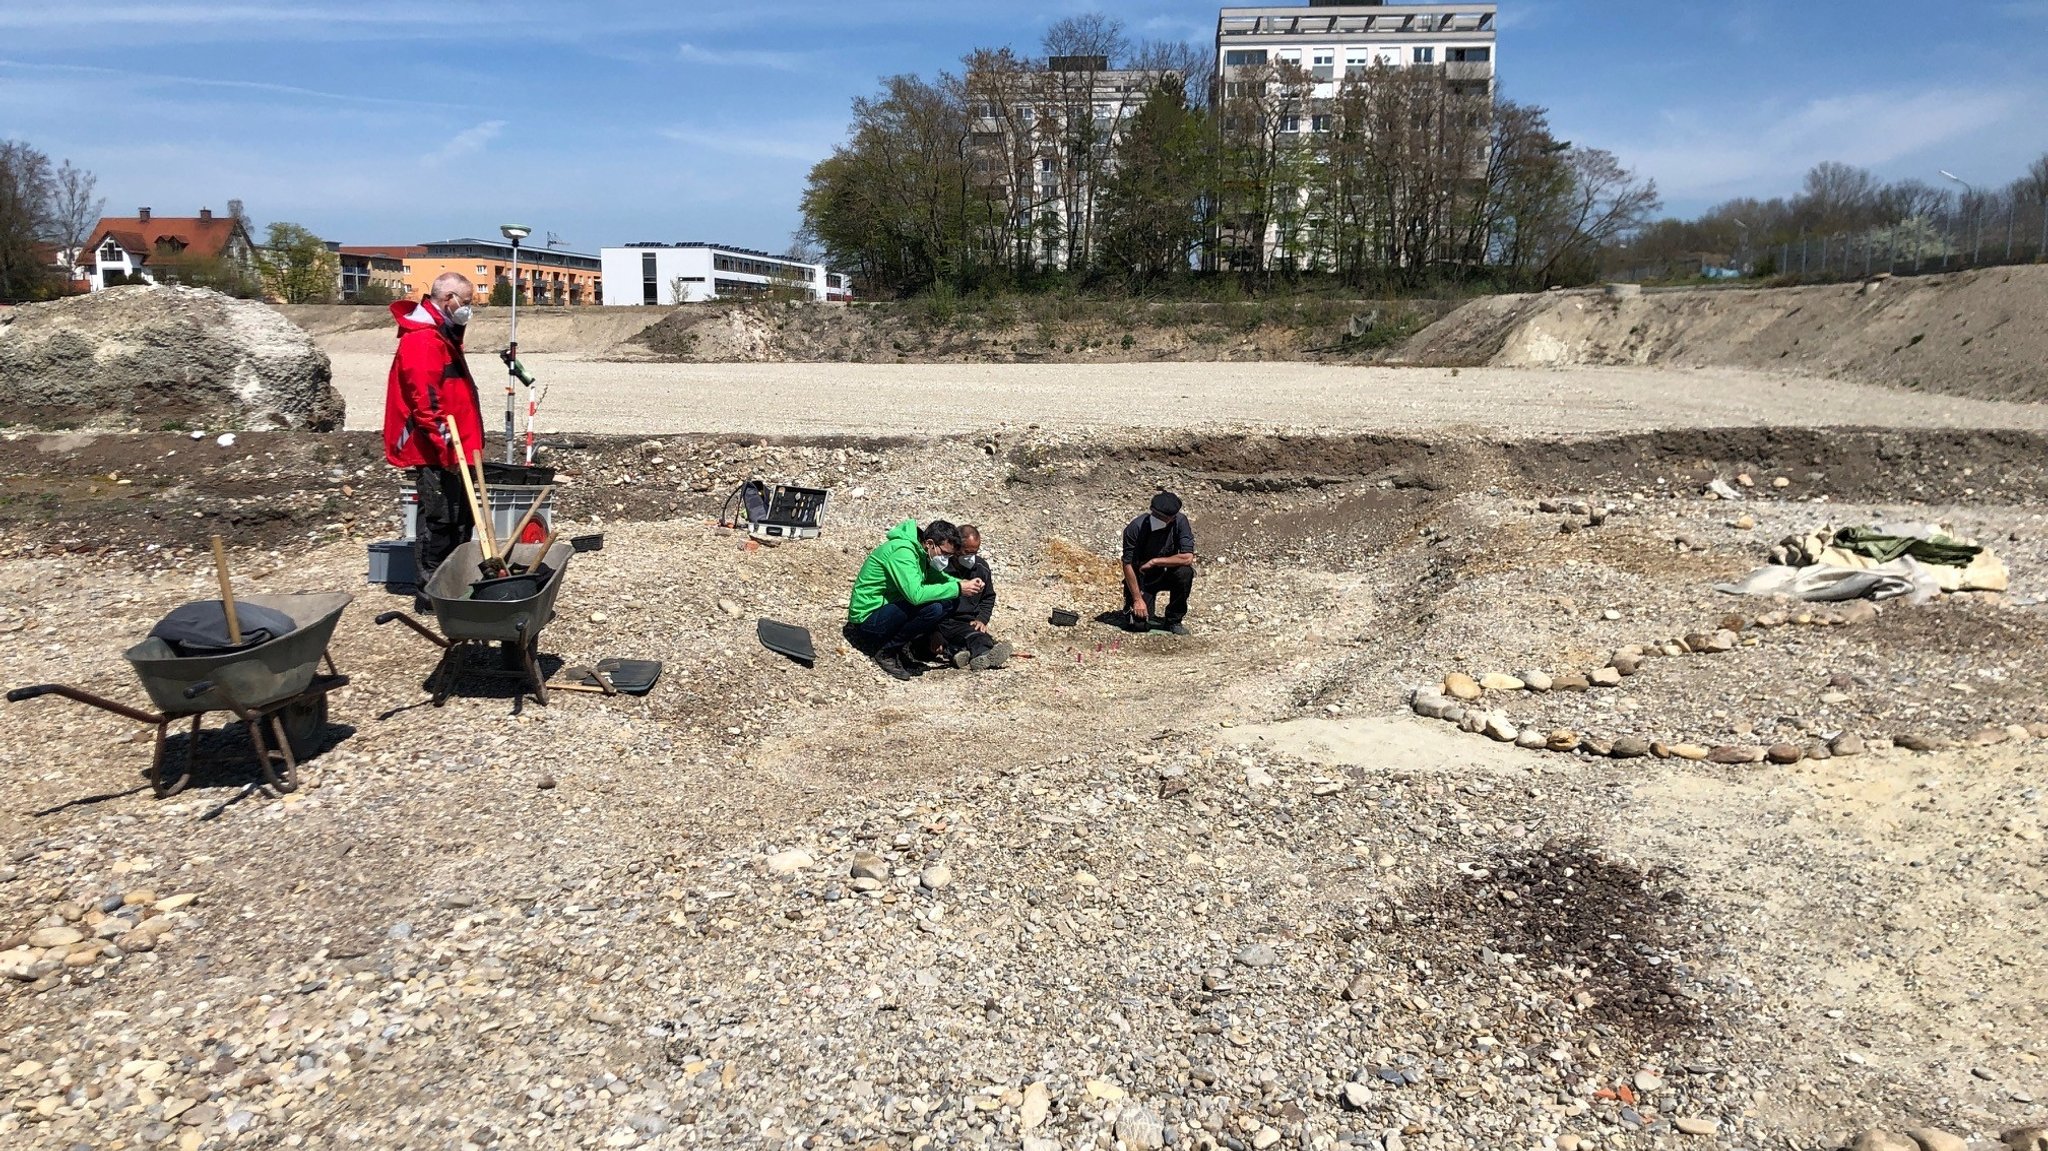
[423, 120, 507, 166]
[676, 41, 811, 72]
[1609, 86, 2026, 204]
[658, 123, 841, 163]
[0, 59, 433, 108]
[0, 4, 405, 27]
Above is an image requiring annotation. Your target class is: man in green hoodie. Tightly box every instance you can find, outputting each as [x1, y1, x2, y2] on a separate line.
[845, 519, 985, 680]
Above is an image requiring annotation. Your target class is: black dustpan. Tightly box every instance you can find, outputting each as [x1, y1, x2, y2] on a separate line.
[560, 659, 663, 695]
[756, 619, 815, 666]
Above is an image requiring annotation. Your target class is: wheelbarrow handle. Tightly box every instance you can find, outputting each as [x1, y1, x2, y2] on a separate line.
[183, 680, 215, 701]
[376, 609, 450, 648]
[7, 683, 167, 725]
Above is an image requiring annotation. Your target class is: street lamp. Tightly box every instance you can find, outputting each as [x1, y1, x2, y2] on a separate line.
[498, 223, 535, 466]
[1939, 171, 1979, 263]
[1731, 217, 1749, 277]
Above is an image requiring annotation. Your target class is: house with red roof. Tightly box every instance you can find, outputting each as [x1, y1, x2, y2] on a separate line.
[80, 207, 256, 291]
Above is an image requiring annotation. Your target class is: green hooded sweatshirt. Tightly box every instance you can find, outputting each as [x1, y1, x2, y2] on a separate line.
[847, 519, 961, 624]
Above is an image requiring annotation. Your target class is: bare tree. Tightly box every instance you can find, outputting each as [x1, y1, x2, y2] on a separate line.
[1038, 13, 1131, 270]
[0, 140, 57, 299]
[1796, 161, 1881, 232]
[49, 160, 102, 262]
[1875, 178, 1949, 224]
[2011, 153, 2048, 208]
[1527, 148, 1661, 285]
[963, 47, 1047, 276]
[1213, 58, 1314, 276]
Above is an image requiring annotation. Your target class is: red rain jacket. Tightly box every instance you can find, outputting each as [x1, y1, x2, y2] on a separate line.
[382, 298, 483, 469]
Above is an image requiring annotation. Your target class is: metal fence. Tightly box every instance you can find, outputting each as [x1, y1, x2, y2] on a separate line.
[1613, 199, 2048, 287]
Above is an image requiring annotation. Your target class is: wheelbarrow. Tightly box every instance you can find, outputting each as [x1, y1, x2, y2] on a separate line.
[376, 539, 572, 705]
[7, 592, 353, 797]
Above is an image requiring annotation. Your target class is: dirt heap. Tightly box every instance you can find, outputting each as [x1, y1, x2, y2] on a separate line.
[1391, 265, 2048, 402]
[0, 285, 343, 431]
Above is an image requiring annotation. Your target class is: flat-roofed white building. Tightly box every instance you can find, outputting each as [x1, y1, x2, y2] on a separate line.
[599, 243, 848, 305]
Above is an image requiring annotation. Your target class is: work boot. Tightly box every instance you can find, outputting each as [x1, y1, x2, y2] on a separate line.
[971, 641, 1013, 671]
[875, 649, 918, 681]
[1164, 621, 1190, 636]
[951, 649, 974, 670]
[413, 592, 433, 614]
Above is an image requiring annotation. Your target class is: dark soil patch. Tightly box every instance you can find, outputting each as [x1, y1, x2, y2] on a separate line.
[1391, 839, 1704, 1049]
[0, 432, 908, 561]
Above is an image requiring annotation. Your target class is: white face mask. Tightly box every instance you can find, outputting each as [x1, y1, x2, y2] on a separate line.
[930, 554, 950, 571]
[1148, 515, 1169, 531]
[444, 302, 473, 326]
[955, 553, 978, 568]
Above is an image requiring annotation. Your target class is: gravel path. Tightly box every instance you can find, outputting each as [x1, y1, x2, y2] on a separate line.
[328, 354, 2048, 437]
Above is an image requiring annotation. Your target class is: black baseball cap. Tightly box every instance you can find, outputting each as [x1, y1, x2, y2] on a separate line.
[1150, 492, 1182, 517]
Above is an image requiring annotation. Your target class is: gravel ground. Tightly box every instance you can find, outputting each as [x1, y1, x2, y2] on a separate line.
[321, 355, 2048, 438]
[2, 422, 2045, 1151]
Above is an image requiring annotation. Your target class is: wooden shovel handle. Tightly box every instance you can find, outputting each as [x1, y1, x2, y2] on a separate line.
[209, 534, 243, 646]
[505, 485, 554, 551]
[442, 420, 496, 561]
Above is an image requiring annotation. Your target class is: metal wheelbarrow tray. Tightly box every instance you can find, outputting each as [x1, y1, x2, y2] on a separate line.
[376, 540, 572, 705]
[7, 591, 353, 797]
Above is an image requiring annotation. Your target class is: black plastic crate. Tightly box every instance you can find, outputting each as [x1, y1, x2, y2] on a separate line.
[483, 462, 556, 485]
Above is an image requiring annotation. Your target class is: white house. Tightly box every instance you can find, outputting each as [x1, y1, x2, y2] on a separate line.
[599, 243, 847, 305]
[78, 207, 257, 291]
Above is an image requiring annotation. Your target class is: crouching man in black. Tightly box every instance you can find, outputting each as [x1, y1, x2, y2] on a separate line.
[1121, 491, 1195, 635]
[939, 524, 1013, 670]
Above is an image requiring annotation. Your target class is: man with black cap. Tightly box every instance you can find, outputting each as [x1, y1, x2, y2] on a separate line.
[1120, 491, 1196, 634]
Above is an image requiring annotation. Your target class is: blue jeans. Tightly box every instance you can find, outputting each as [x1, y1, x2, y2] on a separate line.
[849, 601, 948, 656]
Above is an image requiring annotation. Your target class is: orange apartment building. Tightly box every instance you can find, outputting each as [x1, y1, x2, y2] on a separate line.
[365, 237, 602, 305]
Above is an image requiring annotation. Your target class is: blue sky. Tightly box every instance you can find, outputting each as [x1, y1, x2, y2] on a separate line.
[2, 1, 2044, 253]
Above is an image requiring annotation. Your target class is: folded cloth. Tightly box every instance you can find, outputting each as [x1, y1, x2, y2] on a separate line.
[1831, 524, 1981, 567]
[1715, 557, 1939, 604]
[148, 600, 297, 657]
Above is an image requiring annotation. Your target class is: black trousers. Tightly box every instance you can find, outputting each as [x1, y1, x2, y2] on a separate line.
[413, 465, 475, 584]
[938, 615, 995, 657]
[1124, 565, 1194, 624]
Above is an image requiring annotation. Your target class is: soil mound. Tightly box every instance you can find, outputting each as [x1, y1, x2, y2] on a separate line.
[0, 285, 343, 430]
[1391, 265, 2048, 401]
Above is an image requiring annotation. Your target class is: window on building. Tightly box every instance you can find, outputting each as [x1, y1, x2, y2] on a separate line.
[1346, 50, 1370, 69]
[476, 265, 486, 275]
[1413, 47, 1435, 64]
[1311, 114, 1332, 132]
[641, 251, 658, 305]
[1447, 47, 1490, 63]
[1222, 49, 1266, 68]
[1279, 114, 1301, 134]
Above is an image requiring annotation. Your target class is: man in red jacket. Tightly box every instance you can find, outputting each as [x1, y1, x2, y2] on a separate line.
[383, 272, 483, 604]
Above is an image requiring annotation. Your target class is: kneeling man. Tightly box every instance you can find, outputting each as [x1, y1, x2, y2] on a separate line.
[1121, 492, 1195, 634]
[939, 524, 1012, 670]
[846, 519, 983, 680]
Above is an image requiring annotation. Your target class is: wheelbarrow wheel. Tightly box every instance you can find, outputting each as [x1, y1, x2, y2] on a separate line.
[277, 694, 328, 760]
[252, 695, 326, 795]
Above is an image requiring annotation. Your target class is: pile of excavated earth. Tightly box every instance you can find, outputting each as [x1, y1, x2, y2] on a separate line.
[0, 276, 2044, 1151]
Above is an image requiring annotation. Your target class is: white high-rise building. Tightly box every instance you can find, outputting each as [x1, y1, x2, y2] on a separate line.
[1212, 1, 1499, 269]
[1215, 0, 1497, 107]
